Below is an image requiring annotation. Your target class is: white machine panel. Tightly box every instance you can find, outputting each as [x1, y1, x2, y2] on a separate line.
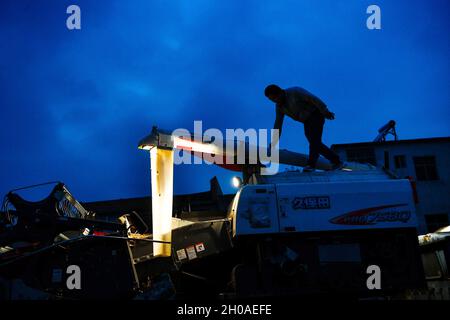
[276, 179, 417, 232]
[231, 185, 279, 236]
[232, 179, 418, 236]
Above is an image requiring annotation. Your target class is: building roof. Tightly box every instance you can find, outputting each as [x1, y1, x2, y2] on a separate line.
[331, 137, 450, 149]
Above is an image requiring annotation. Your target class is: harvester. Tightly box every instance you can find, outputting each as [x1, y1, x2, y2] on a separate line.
[0, 125, 425, 299]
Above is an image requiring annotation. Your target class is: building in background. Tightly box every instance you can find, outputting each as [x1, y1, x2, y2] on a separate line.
[332, 137, 450, 234]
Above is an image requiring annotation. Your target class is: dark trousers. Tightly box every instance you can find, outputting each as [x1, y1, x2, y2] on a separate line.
[304, 110, 340, 167]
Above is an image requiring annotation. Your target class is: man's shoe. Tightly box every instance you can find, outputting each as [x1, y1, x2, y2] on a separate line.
[303, 165, 316, 172]
[330, 161, 345, 170]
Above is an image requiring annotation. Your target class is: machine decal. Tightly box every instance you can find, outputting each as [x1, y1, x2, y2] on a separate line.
[195, 242, 205, 252]
[176, 249, 187, 261]
[292, 196, 330, 210]
[186, 246, 197, 260]
[330, 204, 411, 225]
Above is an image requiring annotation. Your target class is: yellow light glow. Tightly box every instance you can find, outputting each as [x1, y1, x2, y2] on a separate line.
[150, 147, 173, 257]
[232, 176, 242, 188]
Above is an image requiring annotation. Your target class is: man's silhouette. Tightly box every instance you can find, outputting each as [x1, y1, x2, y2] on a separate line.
[265, 84, 343, 172]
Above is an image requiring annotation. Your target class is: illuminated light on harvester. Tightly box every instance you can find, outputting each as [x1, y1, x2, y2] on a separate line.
[232, 176, 243, 188]
[149, 147, 173, 256]
[138, 127, 175, 257]
[173, 136, 224, 155]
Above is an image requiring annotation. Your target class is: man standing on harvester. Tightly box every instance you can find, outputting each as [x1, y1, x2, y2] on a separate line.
[265, 84, 344, 172]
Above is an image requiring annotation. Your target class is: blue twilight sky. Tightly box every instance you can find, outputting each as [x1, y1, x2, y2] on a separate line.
[0, 1, 449, 201]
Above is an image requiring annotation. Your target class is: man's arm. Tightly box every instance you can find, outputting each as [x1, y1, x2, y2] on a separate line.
[270, 106, 284, 151]
[305, 93, 335, 120]
[273, 106, 284, 137]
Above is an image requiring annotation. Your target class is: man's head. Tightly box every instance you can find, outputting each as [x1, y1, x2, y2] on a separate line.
[264, 84, 285, 104]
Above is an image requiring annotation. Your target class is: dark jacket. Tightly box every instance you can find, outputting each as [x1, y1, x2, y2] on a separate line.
[274, 87, 330, 132]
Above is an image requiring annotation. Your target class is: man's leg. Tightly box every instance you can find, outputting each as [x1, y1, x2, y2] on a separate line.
[305, 112, 341, 166]
[317, 143, 341, 164]
[304, 116, 321, 167]
[317, 139, 341, 164]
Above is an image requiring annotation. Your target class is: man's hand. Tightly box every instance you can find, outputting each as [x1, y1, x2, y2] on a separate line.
[324, 110, 335, 120]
